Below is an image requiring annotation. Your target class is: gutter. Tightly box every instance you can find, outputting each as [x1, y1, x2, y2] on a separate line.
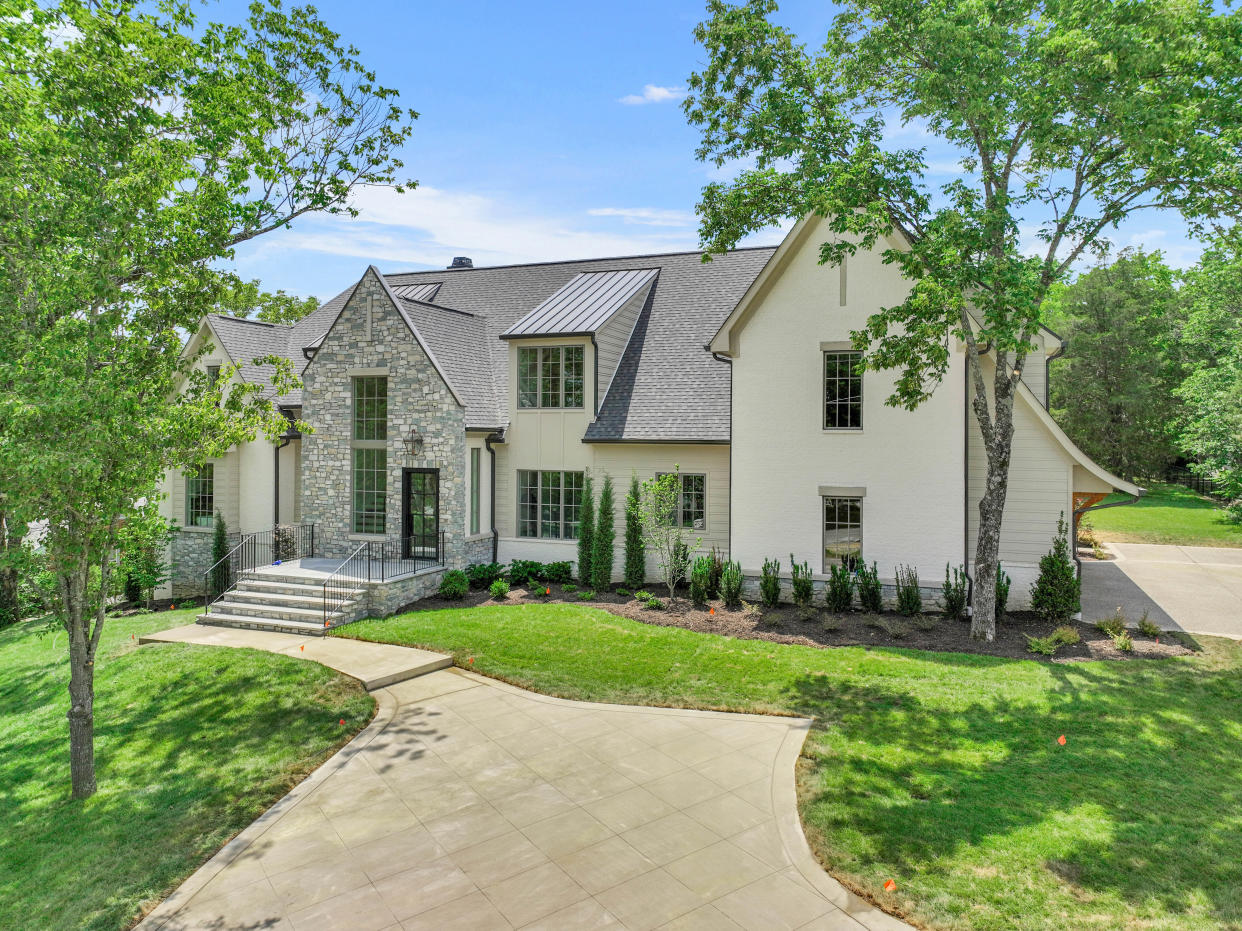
[484, 430, 504, 564]
[709, 347, 733, 561]
[1071, 489, 1145, 580]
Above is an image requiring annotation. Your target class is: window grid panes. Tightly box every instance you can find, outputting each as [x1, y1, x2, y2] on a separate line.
[353, 448, 387, 534]
[823, 351, 863, 429]
[823, 496, 862, 571]
[185, 464, 214, 527]
[517, 346, 585, 409]
[655, 472, 707, 530]
[517, 470, 585, 539]
[469, 448, 481, 535]
[353, 376, 388, 441]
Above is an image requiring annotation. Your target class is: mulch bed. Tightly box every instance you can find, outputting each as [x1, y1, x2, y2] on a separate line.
[404, 584, 1195, 663]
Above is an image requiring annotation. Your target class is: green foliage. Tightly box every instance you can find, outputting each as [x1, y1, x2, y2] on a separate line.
[705, 546, 724, 599]
[577, 472, 595, 584]
[689, 556, 713, 605]
[623, 474, 646, 589]
[437, 570, 468, 600]
[941, 564, 968, 620]
[895, 565, 922, 616]
[672, 540, 691, 590]
[634, 590, 654, 601]
[123, 573, 142, 606]
[996, 562, 1012, 618]
[1096, 613, 1127, 638]
[466, 562, 506, 590]
[562, 583, 578, 593]
[643, 596, 664, 610]
[1030, 516, 1081, 623]
[488, 579, 510, 600]
[760, 557, 782, 608]
[578, 590, 596, 601]
[637, 469, 700, 599]
[720, 561, 743, 608]
[1048, 250, 1182, 481]
[508, 559, 544, 588]
[117, 499, 174, 607]
[215, 277, 320, 325]
[1137, 613, 1162, 638]
[856, 562, 882, 613]
[210, 512, 231, 597]
[544, 561, 573, 585]
[825, 563, 854, 613]
[790, 554, 814, 608]
[615, 588, 631, 597]
[590, 474, 616, 592]
[1026, 625, 1080, 656]
[1053, 625, 1082, 646]
[1113, 631, 1135, 652]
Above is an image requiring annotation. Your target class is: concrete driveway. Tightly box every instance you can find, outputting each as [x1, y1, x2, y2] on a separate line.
[1081, 543, 1242, 640]
[138, 666, 909, 931]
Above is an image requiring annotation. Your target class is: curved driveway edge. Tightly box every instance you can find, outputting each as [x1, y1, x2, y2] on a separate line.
[137, 657, 914, 931]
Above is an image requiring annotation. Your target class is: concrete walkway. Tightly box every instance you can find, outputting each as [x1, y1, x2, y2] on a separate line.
[1082, 543, 1242, 640]
[136, 632, 910, 931]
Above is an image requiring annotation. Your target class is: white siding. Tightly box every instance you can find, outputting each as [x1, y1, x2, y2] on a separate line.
[592, 286, 649, 414]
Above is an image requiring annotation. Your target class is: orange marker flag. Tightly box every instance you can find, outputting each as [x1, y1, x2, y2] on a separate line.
[339, 718, 345, 726]
[709, 607, 715, 615]
[300, 644, 305, 651]
[1058, 735, 1067, 746]
[884, 879, 896, 892]
[545, 587, 551, 595]
[468, 657, 475, 665]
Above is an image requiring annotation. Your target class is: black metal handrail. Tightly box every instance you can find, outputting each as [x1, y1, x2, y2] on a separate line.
[202, 523, 316, 614]
[323, 541, 369, 627]
[366, 530, 445, 582]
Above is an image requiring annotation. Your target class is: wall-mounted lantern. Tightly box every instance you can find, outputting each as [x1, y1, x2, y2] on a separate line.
[403, 425, 424, 459]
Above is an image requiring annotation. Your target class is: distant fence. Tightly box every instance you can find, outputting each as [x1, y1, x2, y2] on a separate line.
[1164, 467, 1226, 500]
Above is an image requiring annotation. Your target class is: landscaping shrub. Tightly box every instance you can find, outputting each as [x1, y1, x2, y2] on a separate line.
[544, 561, 573, 584]
[821, 614, 842, 632]
[689, 556, 713, 605]
[825, 563, 854, 612]
[508, 559, 544, 588]
[117, 500, 173, 608]
[1053, 625, 1081, 645]
[871, 616, 909, 638]
[912, 614, 938, 631]
[615, 588, 630, 597]
[1114, 630, 1134, 651]
[706, 546, 724, 599]
[1137, 612, 1162, 638]
[1026, 624, 1081, 656]
[577, 590, 596, 601]
[941, 563, 968, 619]
[489, 578, 510, 599]
[123, 572, 143, 606]
[790, 554, 814, 607]
[466, 562, 506, 590]
[210, 510, 230, 596]
[643, 595, 664, 610]
[623, 474, 646, 589]
[1096, 612, 1127, 637]
[635, 590, 654, 601]
[857, 561, 882, 613]
[577, 472, 595, 584]
[438, 570, 468, 600]
[996, 562, 1012, 617]
[671, 539, 691, 590]
[895, 565, 922, 615]
[563, 583, 578, 593]
[1030, 515, 1081, 622]
[720, 561, 743, 608]
[590, 474, 616, 593]
[760, 557, 782, 607]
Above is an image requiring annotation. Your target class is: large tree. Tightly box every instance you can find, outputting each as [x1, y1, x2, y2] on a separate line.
[0, 0, 415, 798]
[685, 0, 1242, 639]
[1047, 249, 1181, 482]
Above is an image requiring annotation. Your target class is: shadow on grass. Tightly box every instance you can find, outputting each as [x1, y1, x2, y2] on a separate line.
[785, 654, 1242, 925]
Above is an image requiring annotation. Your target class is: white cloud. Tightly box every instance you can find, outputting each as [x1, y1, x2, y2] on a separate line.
[587, 207, 696, 228]
[619, 84, 686, 105]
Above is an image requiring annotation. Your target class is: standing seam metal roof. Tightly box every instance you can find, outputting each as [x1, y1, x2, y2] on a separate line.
[500, 268, 659, 337]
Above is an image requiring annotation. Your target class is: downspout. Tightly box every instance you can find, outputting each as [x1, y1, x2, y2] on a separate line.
[1072, 490, 1145, 580]
[590, 334, 600, 417]
[710, 348, 733, 561]
[1045, 338, 1067, 410]
[485, 430, 503, 564]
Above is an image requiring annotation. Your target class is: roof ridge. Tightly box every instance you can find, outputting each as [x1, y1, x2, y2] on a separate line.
[398, 296, 477, 318]
[381, 244, 778, 277]
[207, 313, 289, 330]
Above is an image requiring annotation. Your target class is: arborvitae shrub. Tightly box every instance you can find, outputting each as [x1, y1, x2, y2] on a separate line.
[760, 557, 781, 607]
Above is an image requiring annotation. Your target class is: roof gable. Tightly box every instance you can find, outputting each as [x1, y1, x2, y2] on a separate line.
[501, 268, 659, 338]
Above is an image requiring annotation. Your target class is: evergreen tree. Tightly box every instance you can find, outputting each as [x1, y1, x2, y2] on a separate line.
[623, 474, 645, 589]
[590, 474, 615, 592]
[210, 511, 230, 597]
[576, 472, 594, 583]
[1029, 516, 1081, 622]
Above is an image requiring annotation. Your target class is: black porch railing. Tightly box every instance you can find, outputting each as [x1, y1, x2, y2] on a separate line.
[321, 531, 446, 627]
[202, 523, 316, 613]
[323, 541, 369, 626]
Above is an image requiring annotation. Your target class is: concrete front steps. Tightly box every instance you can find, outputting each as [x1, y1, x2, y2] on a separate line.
[197, 571, 365, 637]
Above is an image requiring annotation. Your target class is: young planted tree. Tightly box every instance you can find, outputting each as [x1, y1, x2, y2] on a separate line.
[577, 472, 595, 584]
[685, 0, 1242, 640]
[0, 0, 414, 798]
[117, 500, 175, 609]
[590, 474, 616, 592]
[637, 468, 702, 600]
[624, 474, 646, 589]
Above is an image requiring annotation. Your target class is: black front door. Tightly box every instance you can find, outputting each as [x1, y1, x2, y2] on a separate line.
[402, 468, 439, 559]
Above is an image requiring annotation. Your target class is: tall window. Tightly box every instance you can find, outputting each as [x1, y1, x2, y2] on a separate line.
[469, 448, 481, 535]
[517, 346, 585, 409]
[656, 472, 707, 530]
[352, 376, 388, 534]
[823, 496, 862, 570]
[185, 464, 214, 528]
[517, 470, 584, 539]
[206, 364, 221, 387]
[823, 351, 863, 429]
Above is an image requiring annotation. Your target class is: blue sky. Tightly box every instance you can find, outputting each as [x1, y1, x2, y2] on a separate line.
[222, 0, 1201, 302]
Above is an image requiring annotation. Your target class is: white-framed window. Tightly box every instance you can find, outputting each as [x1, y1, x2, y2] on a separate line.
[469, 447, 481, 535]
[185, 464, 214, 528]
[517, 346, 585, 409]
[823, 351, 863, 430]
[823, 496, 862, 571]
[352, 375, 388, 441]
[352, 448, 387, 535]
[351, 376, 388, 534]
[517, 469, 584, 539]
[656, 472, 707, 530]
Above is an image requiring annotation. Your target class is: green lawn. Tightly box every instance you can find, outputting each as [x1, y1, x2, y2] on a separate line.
[0, 608, 375, 931]
[1089, 482, 1242, 547]
[341, 603, 1242, 931]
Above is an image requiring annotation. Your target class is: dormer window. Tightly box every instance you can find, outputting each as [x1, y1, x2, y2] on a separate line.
[518, 346, 584, 409]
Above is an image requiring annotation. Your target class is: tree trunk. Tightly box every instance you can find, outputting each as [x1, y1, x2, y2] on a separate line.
[62, 567, 97, 799]
[0, 513, 20, 628]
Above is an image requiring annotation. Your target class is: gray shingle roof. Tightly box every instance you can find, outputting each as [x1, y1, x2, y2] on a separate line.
[500, 268, 659, 338]
[207, 246, 776, 442]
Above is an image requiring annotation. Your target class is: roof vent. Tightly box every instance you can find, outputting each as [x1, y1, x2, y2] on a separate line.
[448, 256, 473, 269]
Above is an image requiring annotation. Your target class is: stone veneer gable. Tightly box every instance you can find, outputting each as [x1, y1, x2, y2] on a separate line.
[300, 270, 468, 566]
